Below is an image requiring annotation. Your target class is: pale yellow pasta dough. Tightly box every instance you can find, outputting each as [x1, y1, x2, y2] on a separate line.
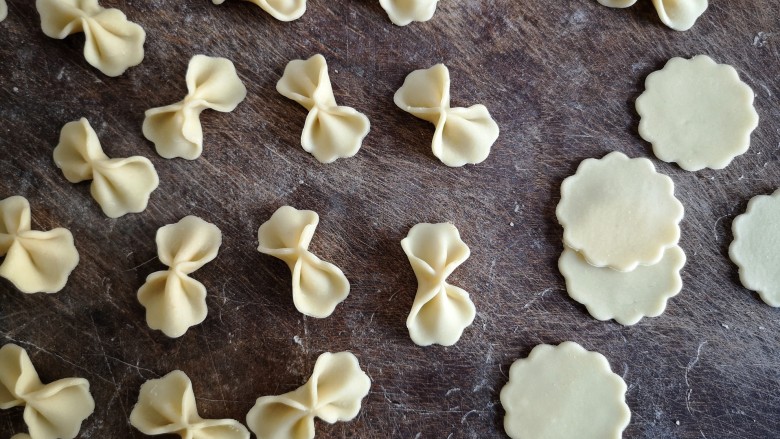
[556, 151, 683, 272]
[137, 216, 222, 338]
[53, 118, 159, 218]
[394, 64, 499, 167]
[212, 0, 306, 21]
[0, 0, 7, 22]
[401, 223, 476, 346]
[596, 0, 708, 31]
[0, 196, 79, 294]
[0, 344, 95, 439]
[246, 352, 371, 439]
[130, 370, 250, 439]
[559, 245, 686, 325]
[729, 189, 780, 307]
[36, 0, 145, 76]
[277, 54, 370, 163]
[379, 0, 440, 26]
[500, 342, 630, 439]
[637, 55, 759, 171]
[257, 206, 350, 318]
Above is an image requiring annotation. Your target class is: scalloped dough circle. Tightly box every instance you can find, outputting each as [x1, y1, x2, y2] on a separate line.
[559, 245, 686, 325]
[500, 341, 631, 439]
[729, 189, 780, 307]
[556, 151, 684, 272]
[637, 55, 758, 171]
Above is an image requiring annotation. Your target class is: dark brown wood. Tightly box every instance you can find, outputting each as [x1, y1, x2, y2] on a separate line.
[1, 0, 779, 437]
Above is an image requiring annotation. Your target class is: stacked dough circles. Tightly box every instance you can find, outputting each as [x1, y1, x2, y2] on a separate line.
[556, 152, 686, 325]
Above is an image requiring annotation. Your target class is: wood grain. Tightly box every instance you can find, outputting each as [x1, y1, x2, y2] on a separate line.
[1, 0, 779, 437]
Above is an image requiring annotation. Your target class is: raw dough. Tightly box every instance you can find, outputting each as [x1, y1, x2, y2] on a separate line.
[0, 196, 79, 294]
[137, 216, 222, 338]
[0, 0, 7, 22]
[379, 0, 440, 26]
[394, 64, 499, 167]
[500, 341, 630, 439]
[729, 189, 780, 307]
[212, 0, 306, 21]
[556, 151, 684, 272]
[143, 55, 247, 160]
[257, 206, 349, 318]
[596, 0, 708, 31]
[53, 118, 159, 218]
[276, 54, 370, 163]
[0, 344, 95, 439]
[246, 351, 371, 439]
[401, 223, 475, 346]
[11, 435, 31, 439]
[559, 245, 686, 325]
[36, 0, 145, 76]
[130, 370, 250, 439]
[637, 55, 759, 171]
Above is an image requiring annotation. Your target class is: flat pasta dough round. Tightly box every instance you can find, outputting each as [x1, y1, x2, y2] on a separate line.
[637, 55, 759, 171]
[500, 341, 631, 439]
[729, 189, 780, 307]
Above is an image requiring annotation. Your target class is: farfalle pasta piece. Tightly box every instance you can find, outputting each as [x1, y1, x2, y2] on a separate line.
[246, 351, 371, 439]
[130, 370, 250, 439]
[36, 0, 145, 76]
[0, 196, 79, 294]
[0, 344, 95, 439]
[395, 64, 499, 167]
[401, 223, 476, 346]
[277, 54, 370, 163]
[212, 0, 306, 21]
[143, 55, 247, 160]
[379, 0, 440, 26]
[257, 206, 349, 318]
[53, 118, 159, 218]
[596, 0, 708, 31]
[137, 216, 222, 338]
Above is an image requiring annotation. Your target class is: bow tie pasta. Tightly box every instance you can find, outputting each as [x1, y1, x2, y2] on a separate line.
[212, 0, 306, 21]
[379, 0, 440, 26]
[36, 0, 146, 76]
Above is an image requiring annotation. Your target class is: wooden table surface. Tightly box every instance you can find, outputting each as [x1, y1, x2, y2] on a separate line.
[1, 0, 779, 437]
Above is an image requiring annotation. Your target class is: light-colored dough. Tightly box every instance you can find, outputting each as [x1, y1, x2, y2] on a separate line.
[596, 0, 708, 31]
[556, 151, 684, 272]
[401, 223, 475, 346]
[559, 245, 686, 325]
[11, 434, 31, 439]
[212, 0, 306, 21]
[53, 118, 159, 218]
[0, 196, 79, 294]
[379, 0, 440, 26]
[637, 55, 759, 171]
[0, 344, 95, 439]
[729, 189, 780, 307]
[130, 370, 250, 439]
[276, 54, 370, 163]
[36, 0, 145, 76]
[137, 216, 222, 338]
[257, 206, 349, 318]
[143, 55, 247, 160]
[0, 0, 7, 22]
[500, 341, 631, 439]
[246, 351, 371, 439]
[394, 64, 499, 167]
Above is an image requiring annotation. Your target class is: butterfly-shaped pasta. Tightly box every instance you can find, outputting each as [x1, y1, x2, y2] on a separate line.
[395, 64, 499, 167]
[0, 196, 79, 294]
[596, 0, 708, 31]
[257, 206, 350, 318]
[277, 54, 370, 163]
[53, 118, 159, 218]
[35, 0, 145, 76]
[130, 370, 250, 439]
[212, 0, 306, 21]
[379, 0, 440, 26]
[401, 223, 476, 346]
[246, 352, 371, 439]
[137, 216, 222, 338]
[143, 55, 247, 160]
[0, 344, 95, 439]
